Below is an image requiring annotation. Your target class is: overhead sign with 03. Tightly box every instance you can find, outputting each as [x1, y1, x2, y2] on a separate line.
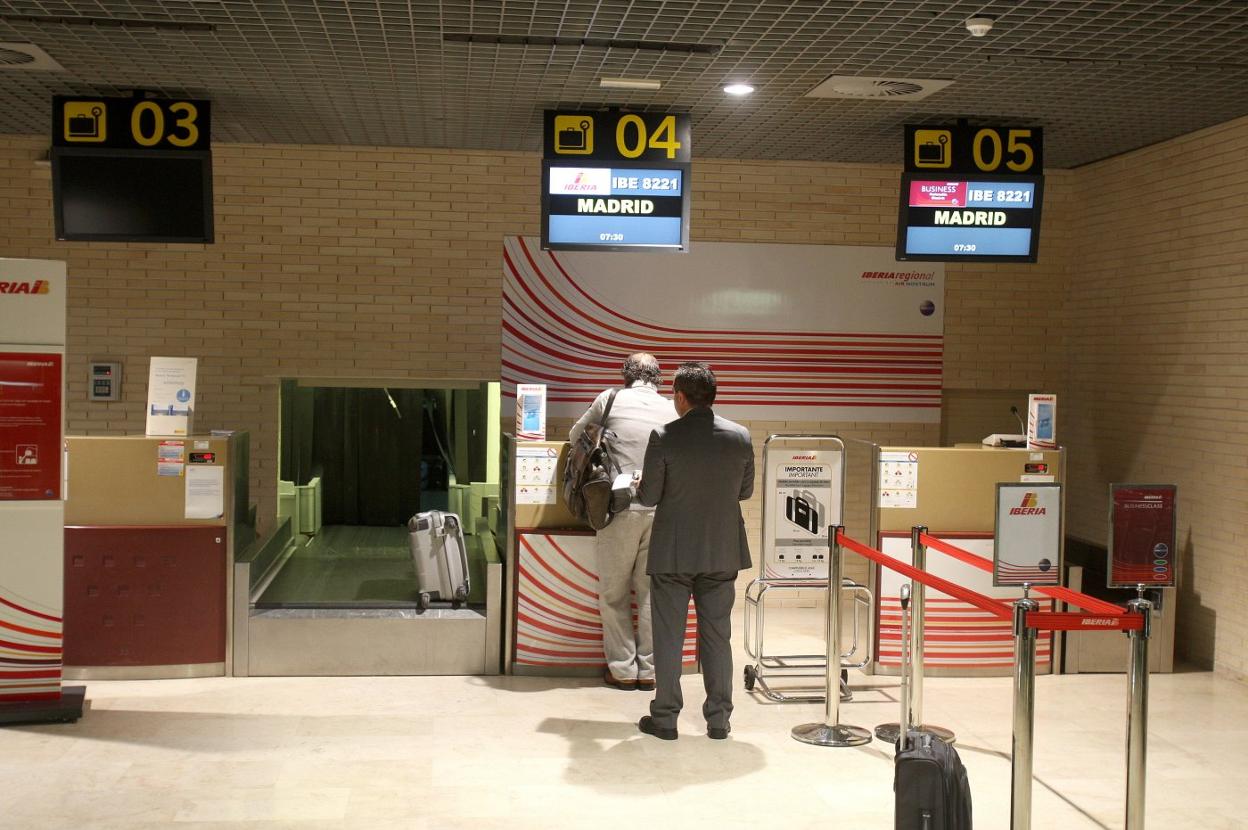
[53, 96, 211, 151]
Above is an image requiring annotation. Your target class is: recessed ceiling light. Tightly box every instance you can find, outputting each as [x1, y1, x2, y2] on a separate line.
[723, 83, 754, 96]
[600, 77, 662, 90]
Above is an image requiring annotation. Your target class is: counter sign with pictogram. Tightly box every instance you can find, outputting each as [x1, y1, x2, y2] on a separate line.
[1108, 484, 1177, 588]
[542, 110, 691, 252]
[994, 482, 1062, 587]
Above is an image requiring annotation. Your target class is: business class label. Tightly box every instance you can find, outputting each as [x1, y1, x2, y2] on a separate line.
[900, 176, 1042, 258]
[543, 163, 688, 248]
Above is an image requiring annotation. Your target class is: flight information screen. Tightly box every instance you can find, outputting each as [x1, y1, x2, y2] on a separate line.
[542, 161, 690, 251]
[896, 173, 1043, 262]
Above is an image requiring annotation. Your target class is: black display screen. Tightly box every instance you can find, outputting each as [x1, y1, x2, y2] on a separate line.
[52, 149, 214, 243]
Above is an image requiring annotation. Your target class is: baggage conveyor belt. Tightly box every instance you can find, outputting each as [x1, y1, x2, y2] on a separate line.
[234, 521, 503, 676]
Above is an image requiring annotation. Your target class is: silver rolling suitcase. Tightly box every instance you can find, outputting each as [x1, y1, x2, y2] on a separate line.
[406, 510, 471, 610]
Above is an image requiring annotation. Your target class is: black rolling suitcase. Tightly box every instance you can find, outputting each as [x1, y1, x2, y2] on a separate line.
[893, 584, 973, 829]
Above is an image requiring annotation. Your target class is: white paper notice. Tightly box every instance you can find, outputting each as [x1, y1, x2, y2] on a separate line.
[146, 356, 198, 437]
[185, 465, 224, 519]
[516, 485, 557, 505]
[515, 446, 559, 505]
[878, 450, 919, 508]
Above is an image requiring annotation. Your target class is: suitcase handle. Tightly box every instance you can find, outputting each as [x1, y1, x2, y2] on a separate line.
[899, 583, 912, 750]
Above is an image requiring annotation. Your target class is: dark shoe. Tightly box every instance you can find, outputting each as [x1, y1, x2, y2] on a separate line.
[708, 726, 731, 740]
[638, 716, 678, 741]
[636, 677, 656, 692]
[604, 671, 637, 691]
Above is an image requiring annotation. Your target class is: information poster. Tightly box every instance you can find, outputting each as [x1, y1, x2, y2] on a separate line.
[1027, 393, 1057, 449]
[515, 383, 547, 441]
[1108, 484, 1177, 588]
[146, 356, 197, 437]
[516, 444, 559, 505]
[763, 445, 842, 580]
[878, 450, 919, 508]
[0, 352, 62, 500]
[994, 482, 1062, 587]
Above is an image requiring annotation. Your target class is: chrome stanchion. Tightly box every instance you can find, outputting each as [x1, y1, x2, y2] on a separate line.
[875, 584, 912, 743]
[1125, 587, 1152, 830]
[1011, 587, 1040, 830]
[792, 526, 872, 748]
[875, 527, 954, 744]
[910, 527, 954, 743]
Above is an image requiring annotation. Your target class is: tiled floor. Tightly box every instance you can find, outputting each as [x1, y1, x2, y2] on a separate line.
[2, 607, 1245, 829]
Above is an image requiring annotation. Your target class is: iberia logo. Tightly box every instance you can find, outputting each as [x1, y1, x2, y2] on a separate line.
[1009, 493, 1047, 516]
[0, 280, 49, 295]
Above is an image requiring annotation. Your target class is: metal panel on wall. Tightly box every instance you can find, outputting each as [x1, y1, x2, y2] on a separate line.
[501, 237, 944, 423]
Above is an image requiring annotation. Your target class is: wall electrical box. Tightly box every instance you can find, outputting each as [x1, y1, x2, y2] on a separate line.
[88, 361, 121, 401]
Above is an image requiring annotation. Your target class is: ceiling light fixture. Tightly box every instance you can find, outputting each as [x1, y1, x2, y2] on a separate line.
[723, 83, 755, 96]
[965, 16, 995, 37]
[600, 77, 662, 91]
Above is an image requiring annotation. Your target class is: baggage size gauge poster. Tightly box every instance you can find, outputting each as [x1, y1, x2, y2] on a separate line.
[763, 446, 842, 579]
[1108, 484, 1176, 588]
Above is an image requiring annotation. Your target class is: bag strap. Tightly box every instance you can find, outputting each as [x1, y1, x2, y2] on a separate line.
[599, 389, 619, 427]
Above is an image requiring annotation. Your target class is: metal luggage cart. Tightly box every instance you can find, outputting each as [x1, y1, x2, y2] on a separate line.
[742, 434, 873, 703]
[743, 577, 873, 702]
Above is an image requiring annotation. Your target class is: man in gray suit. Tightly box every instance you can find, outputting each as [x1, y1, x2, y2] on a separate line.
[636, 362, 754, 740]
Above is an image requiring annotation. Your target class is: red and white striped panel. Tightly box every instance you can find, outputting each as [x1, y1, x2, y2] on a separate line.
[875, 532, 1052, 673]
[877, 597, 1053, 670]
[0, 590, 63, 701]
[515, 532, 697, 669]
[501, 236, 944, 423]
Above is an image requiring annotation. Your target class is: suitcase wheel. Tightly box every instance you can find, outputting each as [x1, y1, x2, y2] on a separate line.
[418, 592, 431, 611]
[743, 665, 757, 691]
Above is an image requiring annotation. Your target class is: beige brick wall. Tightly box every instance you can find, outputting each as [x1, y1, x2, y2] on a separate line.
[0, 135, 1074, 618]
[6, 121, 1242, 673]
[1065, 114, 1248, 678]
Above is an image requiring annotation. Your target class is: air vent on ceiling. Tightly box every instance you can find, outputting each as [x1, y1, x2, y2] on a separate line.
[805, 75, 953, 100]
[0, 42, 64, 71]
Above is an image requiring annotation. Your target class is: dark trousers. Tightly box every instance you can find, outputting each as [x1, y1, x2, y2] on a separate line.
[649, 571, 737, 731]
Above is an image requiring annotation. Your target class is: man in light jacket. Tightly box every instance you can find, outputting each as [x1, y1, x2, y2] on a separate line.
[636, 362, 754, 740]
[570, 353, 678, 691]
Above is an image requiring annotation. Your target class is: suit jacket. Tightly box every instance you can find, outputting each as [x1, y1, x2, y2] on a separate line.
[638, 407, 755, 575]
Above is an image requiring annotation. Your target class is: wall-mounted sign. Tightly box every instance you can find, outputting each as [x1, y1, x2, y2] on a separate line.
[544, 110, 690, 163]
[994, 482, 1062, 587]
[0, 352, 63, 500]
[904, 124, 1042, 175]
[1108, 484, 1177, 588]
[146, 356, 197, 437]
[53, 96, 211, 151]
[896, 172, 1043, 262]
[542, 110, 691, 252]
[51, 96, 214, 243]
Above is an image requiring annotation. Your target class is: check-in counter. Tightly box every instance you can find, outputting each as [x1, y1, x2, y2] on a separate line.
[504, 437, 697, 675]
[872, 445, 1065, 677]
[63, 433, 252, 679]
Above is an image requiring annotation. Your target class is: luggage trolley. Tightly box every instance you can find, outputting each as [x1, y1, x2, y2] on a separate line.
[743, 434, 873, 702]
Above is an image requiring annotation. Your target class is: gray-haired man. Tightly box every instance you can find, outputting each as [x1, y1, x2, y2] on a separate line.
[570, 353, 678, 691]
